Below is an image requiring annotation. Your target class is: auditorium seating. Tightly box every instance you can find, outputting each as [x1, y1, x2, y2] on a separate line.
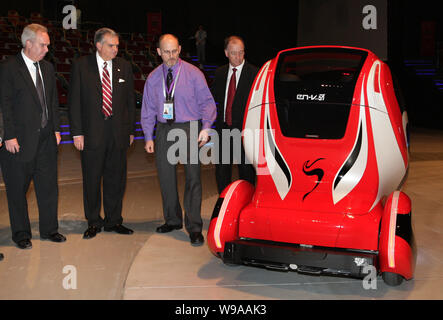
[0, 10, 213, 107]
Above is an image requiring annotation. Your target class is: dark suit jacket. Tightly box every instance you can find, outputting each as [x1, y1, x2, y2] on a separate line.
[68, 54, 135, 150]
[0, 54, 60, 161]
[0, 107, 3, 144]
[0, 61, 3, 144]
[213, 61, 259, 131]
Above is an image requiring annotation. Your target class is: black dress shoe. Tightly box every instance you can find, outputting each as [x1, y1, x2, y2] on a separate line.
[104, 224, 134, 235]
[83, 226, 101, 239]
[189, 232, 204, 246]
[41, 232, 66, 243]
[17, 239, 32, 249]
[0, 253, 4, 261]
[156, 223, 182, 233]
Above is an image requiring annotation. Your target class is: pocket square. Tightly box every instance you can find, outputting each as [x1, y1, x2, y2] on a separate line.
[119, 78, 125, 83]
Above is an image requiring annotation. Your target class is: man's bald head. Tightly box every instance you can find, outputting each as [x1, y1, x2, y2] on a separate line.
[157, 34, 181, 67]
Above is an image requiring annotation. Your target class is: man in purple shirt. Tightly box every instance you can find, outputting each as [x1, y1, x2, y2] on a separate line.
[141, 34, 216, 246]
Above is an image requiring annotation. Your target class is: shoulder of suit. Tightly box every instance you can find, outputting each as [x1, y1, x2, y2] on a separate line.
[244, 62, 259, 73]
[114, 56, 130, 67]
[215, 63, 228, 71]
[73, 54, 92, 66]
[0, 54, 23, 74]
[3, 54, 20, 67]
[214, 64, 229, 79]
[40, 59, 55, 70]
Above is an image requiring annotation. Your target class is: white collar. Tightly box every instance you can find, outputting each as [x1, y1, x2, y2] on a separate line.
[96, 51, 112, 68]
[21, 50, 38, 67]
[229, 59, 245, 73]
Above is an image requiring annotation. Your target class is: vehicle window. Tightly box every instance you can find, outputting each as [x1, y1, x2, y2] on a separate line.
[274, 48, 368, 139]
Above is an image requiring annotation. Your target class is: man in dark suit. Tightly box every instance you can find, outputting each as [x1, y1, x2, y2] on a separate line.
[0, 96, 3, 146]
[68, 28, 136, 239]
[0, 88, 3, 260]
[0, 24, 66, 249]
[213, 36, 258, 194]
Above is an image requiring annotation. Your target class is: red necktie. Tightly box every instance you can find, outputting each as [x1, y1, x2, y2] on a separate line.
[225, 67, 237, 126]
[102, 61, 112, 117]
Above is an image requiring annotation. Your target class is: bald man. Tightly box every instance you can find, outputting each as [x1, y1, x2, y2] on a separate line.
[141, 34, 216, 246]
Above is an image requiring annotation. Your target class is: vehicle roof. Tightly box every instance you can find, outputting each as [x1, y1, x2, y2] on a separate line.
[277, 45, 374, 55]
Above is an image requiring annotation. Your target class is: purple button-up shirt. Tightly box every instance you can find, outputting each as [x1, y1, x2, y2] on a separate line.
[141, 59, 216, 141]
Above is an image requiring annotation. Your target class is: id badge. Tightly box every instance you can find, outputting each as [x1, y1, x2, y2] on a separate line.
[163, 100, 174, 120]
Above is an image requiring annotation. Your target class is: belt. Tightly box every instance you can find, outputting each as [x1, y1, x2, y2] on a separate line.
[158, 119, 202, 126]
[104, 115, 113, 120]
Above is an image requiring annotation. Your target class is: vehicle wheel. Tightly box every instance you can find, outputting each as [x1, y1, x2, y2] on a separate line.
[382, 272, 403, 286]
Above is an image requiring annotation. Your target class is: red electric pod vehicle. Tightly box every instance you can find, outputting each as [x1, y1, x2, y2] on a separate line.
[207, 46, 416, 286]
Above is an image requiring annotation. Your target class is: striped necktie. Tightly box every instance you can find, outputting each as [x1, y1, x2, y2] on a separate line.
[102, 61, 112, 117]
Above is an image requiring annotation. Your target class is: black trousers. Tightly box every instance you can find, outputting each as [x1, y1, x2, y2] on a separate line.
[0, 125, 59, 243]
[80, 119, 127, 228]
[215, 123, 256, 194]
[155, 121, 202, 233]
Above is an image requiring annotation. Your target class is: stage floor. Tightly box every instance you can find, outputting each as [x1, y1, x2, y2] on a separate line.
[0, 128, 442, 300]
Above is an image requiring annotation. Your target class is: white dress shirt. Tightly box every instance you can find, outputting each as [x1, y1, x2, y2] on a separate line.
[96, 51, 113, 90]
[21, 50, 58, 133]
[21, 50, 44, 88]
[74, 53, 114, 139]
[223, 59, 245, 121]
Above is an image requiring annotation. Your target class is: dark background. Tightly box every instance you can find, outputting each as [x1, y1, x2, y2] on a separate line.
[1, 0, 442, 66]
[0, 0, 300, 66]
[1, 0, 443, 129]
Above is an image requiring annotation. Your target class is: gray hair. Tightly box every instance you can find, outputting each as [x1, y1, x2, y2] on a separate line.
[94, 27, 119, 45]
[21, 24, 48, 47]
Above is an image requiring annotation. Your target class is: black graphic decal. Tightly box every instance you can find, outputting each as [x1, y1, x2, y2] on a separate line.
[333, 121, 363, 190]
[266, 118, 291, 188]
[302, 158, 325, 201]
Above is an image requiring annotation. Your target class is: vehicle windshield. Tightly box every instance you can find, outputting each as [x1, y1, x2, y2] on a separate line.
[274, 48, 368, 139]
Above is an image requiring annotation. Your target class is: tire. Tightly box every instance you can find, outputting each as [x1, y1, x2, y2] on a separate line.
[382, 272, 404, 286]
